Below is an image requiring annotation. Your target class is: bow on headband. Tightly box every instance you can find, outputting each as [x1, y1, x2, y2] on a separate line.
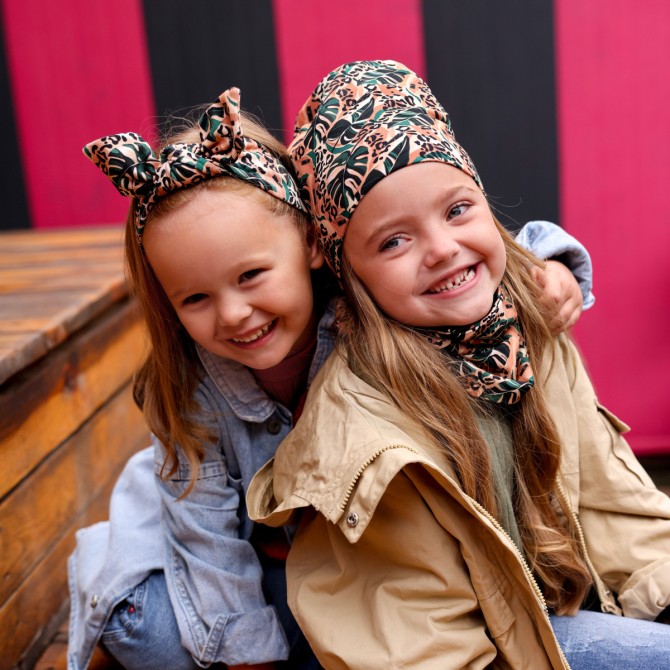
[84, 88, 305, 239]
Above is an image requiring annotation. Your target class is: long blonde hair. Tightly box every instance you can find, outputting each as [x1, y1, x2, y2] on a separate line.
[338, 219, 592, 614]
[124, 112, 311, 495]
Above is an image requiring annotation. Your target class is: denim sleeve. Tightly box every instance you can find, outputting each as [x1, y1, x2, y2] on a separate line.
[515, 220, 595, 309]
[154, 389, 289, 665]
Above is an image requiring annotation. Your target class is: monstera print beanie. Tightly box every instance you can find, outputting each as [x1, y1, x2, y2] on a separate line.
[288, 59, 482, 279]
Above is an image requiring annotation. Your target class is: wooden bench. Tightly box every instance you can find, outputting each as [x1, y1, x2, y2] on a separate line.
[0, 227, 149, 669]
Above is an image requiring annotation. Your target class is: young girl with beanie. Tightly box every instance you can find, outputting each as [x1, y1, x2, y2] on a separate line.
[248, 60, 670, 669]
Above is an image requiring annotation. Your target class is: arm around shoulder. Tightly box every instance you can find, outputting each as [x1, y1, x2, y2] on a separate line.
[516, 220, 595, 309]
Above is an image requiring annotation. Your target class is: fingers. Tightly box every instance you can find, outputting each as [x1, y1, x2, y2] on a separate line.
[530, 265, 546, 288]
[534, 260, 584, 334]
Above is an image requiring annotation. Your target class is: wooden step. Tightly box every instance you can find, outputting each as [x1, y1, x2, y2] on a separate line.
[0, 227, 150, 669]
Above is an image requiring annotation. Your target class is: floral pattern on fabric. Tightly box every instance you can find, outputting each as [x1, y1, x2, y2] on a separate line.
[417, 287, 534, 405]
[288, 60, 483, 278]
[83, 88, 306, 240]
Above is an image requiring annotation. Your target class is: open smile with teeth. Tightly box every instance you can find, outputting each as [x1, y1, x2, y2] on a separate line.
[231, 319, 276, 343]
[427, 266, 476, 294]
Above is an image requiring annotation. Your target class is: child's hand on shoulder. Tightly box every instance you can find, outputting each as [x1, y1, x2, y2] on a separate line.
[531, 260, 583, 334]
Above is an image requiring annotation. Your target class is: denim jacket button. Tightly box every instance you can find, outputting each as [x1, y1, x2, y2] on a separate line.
[90, 595, 99, 608]
[267, 418, 282, 435]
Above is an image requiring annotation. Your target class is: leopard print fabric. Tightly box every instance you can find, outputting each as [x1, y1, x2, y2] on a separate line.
[83, 87, 306, 240]
[418, 288, 535, 405]
[288, 59, 482, 279]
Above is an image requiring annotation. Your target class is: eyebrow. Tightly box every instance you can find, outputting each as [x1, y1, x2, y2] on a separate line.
[165, 252, 274, 301]
[364, 184, 479, 247]
[168, 286, 197, 302]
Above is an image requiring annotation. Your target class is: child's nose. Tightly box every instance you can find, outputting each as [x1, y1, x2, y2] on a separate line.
[423, 226, 459, 267]
[216, 295, 253, 327]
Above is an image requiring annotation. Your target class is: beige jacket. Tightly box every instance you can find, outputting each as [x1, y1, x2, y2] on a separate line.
[248, 335, 670, 669]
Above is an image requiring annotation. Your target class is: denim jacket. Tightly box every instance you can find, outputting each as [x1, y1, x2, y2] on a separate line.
[67, 306, 337, 669]
[67, 221, 592, 669]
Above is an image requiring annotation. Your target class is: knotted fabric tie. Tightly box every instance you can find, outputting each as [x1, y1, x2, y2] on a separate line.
[417, 288, 535, 405]
[83, 87, 306, 240]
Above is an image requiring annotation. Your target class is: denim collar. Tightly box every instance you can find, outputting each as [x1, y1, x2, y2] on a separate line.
[196, 301, 337, 423]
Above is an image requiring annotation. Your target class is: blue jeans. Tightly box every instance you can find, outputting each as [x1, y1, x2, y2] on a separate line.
[551, 610, 670, 669]
[101, 572, 198, 670]
[102, 569, 321, 669]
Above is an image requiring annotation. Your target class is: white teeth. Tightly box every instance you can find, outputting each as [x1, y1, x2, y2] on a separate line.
[232, 321, 273, 343]
[430, 267, 474, 293]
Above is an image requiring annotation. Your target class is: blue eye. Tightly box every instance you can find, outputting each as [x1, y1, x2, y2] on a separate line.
[380, 235, 404, 252]
[448, 203, 470, 219]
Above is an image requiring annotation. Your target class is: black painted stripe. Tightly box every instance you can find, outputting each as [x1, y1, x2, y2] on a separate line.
[0, 21, 30, 230]
[422, 0, 559, 231]
[141, 0, 282, 140]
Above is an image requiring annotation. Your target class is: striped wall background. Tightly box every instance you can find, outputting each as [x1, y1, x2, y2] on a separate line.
[1, 0, 669, 454]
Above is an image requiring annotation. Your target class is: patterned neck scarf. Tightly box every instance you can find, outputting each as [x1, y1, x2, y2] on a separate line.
[83, 87, 306, 241]
[417, 287, 535, 405]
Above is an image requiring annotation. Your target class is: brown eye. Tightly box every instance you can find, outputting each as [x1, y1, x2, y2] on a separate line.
[183, 293, 206, 305]
[240, 268, 263, 283]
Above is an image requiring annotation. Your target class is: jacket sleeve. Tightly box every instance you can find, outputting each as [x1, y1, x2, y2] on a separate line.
[286, 470, 497, 669]
[563, 338, 670, 620]
[515, 220, 595, 309]
[155, 385, 289, 666]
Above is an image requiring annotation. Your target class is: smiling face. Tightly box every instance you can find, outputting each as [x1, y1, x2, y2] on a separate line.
[343, 162, 506, 328]
[143, 188, 323, 370]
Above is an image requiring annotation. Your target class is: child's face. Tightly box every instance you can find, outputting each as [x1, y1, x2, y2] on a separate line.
[343, 162, 506, 327]
[143, 190, 323, 370]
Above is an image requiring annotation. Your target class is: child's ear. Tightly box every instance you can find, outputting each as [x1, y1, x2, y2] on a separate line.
[308, 240, 325, 269]
[306, 230, 324, 269]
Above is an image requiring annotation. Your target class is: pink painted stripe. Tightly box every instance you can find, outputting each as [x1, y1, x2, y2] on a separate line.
[555, 0, 670, 453]
[271, 0, 426, 145]
[1, 0, 156, 229]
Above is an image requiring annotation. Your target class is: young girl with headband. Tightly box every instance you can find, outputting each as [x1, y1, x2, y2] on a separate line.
[248, 60, 670, 669]
[69, 86, 592, 670]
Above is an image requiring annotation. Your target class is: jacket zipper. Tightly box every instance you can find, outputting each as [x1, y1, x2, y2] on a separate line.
[466, 498, 572, 669]
[555, 480, 622, 615]
[338, 444, 414, 510]
[338, 446, 571, 669]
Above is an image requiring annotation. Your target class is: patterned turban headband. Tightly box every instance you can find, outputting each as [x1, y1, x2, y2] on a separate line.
[84, 87, 306, 240]
[289, 60, 482, 279]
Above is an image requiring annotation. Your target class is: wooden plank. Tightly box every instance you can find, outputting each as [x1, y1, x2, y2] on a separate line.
[0, 336, 52, 383]
[0, 266, 122, 293]
[0, 383, 149, 606]
[0, 437, 145, 670]
[0, 284, 126, 326]
[34, 617, 123, 670]
[0, 299, 146, 497]
[0, 247, 123, 265]
[0, 226, 125, 250]
[0, 287, 125, 323]
[0, 226, 129, 383]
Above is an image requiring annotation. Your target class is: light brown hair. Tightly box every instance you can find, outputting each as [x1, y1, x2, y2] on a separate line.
[124, 111, 310, 496]
[338, 219, 592, 614]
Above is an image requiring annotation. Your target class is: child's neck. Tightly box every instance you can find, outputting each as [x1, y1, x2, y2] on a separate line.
[251, 312, 318, 413]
